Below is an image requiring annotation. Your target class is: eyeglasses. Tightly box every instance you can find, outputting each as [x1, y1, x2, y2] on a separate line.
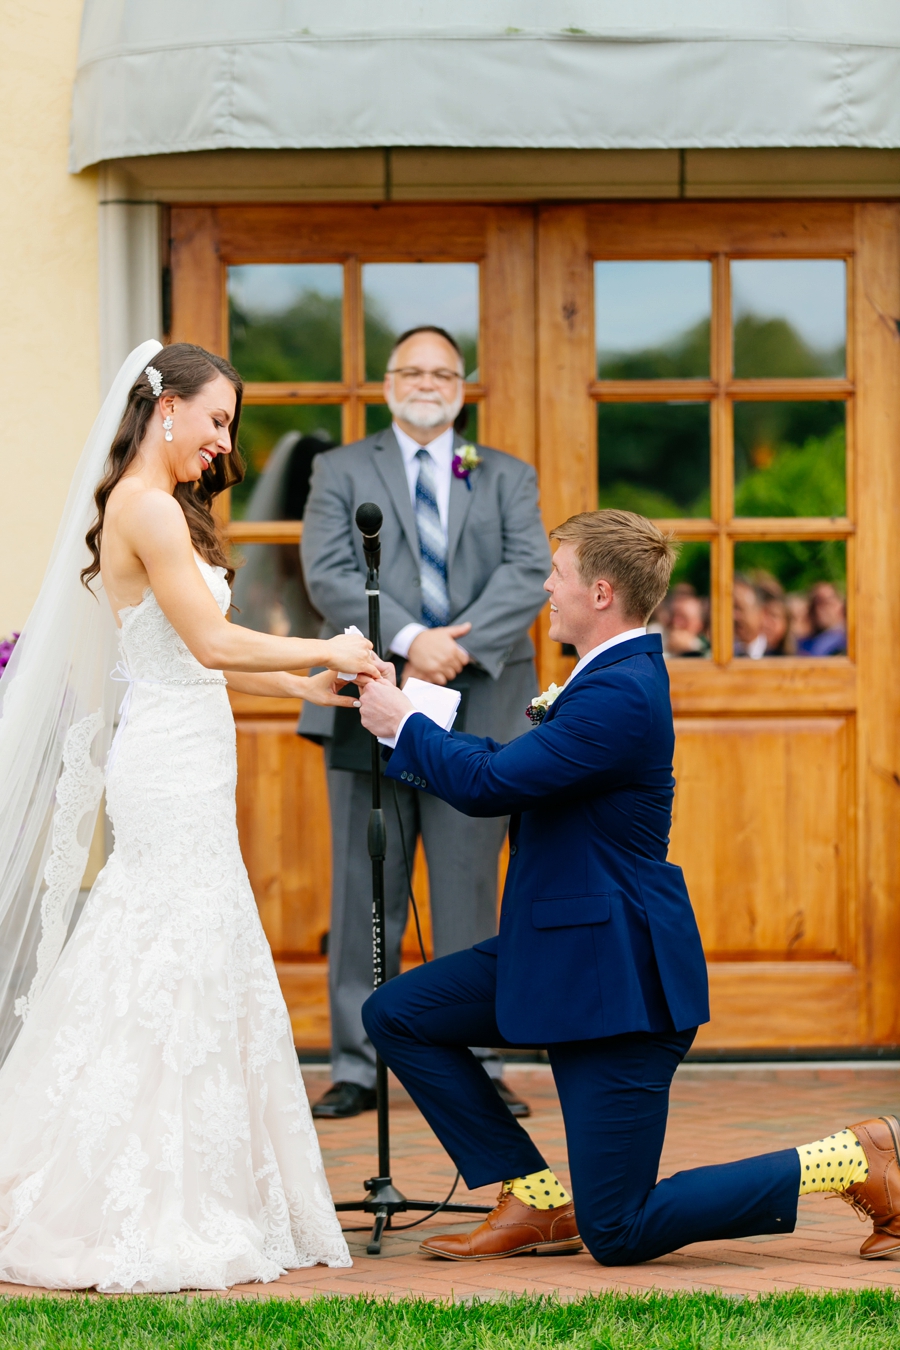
[386, 366, 464, 388]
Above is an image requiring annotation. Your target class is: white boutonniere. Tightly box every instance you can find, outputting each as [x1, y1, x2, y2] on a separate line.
[526, 683, 562, 724]
[452, 443, 482, 490]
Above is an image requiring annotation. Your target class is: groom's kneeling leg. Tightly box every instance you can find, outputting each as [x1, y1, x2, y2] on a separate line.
[550, 1032, 800, 1266]
[548, 1031, 692, 1265]
[600, 1149, 801, 1265]
[363, 948, 546, 1190]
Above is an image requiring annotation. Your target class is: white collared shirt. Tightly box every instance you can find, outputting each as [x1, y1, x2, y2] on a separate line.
[389, 422, 456, 659]
[567, 627, 647, 684]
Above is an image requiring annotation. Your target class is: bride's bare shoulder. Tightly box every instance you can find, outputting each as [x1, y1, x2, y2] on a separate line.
[109, 483, 188, 534]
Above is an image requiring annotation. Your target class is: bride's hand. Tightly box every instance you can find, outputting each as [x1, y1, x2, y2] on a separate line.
[294, 670, 361, 708]
[355, 653, 397, 688]
[322, 633, 379, 679]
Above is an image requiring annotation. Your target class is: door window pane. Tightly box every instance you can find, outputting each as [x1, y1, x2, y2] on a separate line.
[731, 260, 846, 377]
[365, 403, 392, 438]
[652, 542, 711, 659]
[363, 263, 479, 380]
[733, 402, 846, 517]
[597, 403, 710, 517]
[231, 542, 323, 639]
[365, 402, 479, 441]
[228, 264, 343, 382]
[733, 541, 847, 657]
[233, 407, 341, 520]
[595, 261, 711, 378]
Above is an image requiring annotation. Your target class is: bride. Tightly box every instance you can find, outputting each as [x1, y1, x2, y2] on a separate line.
[0, 341, 377, 1291]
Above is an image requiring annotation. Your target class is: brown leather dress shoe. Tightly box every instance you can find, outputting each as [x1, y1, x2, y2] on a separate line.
[840, 1115, 900, 1258]
[419, 1187, 582, 1261]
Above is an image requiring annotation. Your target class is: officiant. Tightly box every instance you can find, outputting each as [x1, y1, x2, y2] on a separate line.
[299, 324, 550, 1119]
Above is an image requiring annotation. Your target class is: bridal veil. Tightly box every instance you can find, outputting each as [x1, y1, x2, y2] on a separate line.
[0, 339, 162, 1062]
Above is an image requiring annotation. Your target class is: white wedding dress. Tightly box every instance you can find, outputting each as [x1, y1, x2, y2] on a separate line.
[0, 558, 351, 1291]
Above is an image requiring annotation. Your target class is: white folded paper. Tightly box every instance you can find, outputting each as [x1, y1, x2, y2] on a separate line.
[378, 678, 461, 750]
[402, 678, 461, 732]
[338, 625, 366, 682]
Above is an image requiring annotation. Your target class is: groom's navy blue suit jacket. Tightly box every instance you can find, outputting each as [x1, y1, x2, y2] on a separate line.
[384, 633, 709, 1045]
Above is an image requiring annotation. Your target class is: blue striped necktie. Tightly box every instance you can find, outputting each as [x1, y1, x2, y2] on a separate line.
[415, 447, 450, 628]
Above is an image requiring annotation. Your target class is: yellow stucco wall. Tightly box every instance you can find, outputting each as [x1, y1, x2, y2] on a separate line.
[0, 1, 98, 635]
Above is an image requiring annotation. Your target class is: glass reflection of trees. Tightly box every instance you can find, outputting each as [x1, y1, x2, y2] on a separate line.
[598, 402, 709, 517]
[598, 316, 846, 550]
[733, 311, 844, 378]
[597, 317, 710, 381]
[232, 405, 341, 518]
[230, 286, 350, 515]
[230, 289, 343, 382]
[733, 408, 845, 518]
[229, 286, 478, 516]
[363, 295, 478, 383]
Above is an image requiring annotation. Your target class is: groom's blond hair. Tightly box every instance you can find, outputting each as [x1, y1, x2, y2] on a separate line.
[550, 510, 678, 623]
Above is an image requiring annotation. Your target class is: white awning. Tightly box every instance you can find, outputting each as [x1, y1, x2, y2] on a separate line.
[71, 2, 900, 173]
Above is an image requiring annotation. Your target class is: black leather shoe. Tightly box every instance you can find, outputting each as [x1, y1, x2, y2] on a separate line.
[494, 1079, 531, 1118]
[312, 1081, 378, 1119]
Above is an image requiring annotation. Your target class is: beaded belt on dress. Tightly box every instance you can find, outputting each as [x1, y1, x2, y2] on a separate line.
[107, 660, 227, 773]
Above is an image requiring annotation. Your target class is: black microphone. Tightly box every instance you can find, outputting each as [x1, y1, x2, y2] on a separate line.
[355, 502, 383, 571]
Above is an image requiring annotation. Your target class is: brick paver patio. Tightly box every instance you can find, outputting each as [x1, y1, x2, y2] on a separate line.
[3, 1062, 900, 1300]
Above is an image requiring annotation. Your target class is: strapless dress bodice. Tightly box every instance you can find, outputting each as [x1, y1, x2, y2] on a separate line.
[117, 557, 230, 684]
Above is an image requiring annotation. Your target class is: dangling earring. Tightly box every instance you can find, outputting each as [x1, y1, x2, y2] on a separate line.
[163, 415, 174, 442]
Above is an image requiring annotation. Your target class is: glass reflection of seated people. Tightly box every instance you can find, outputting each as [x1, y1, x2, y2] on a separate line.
[231, 431, 334, 638]
[733, 574, 768, 659]
[797, 581, 846, 656]
[655, 584, 710, 659]
[786, 593, 813, 649]
[753, 572, 793, 656]
[759, 592, 792, 655]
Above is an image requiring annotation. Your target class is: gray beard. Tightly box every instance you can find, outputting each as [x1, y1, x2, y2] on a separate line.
[386, 391, 464, 431]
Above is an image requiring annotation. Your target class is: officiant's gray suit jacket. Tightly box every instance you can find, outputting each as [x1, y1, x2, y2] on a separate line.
[298, 427, 551, 744]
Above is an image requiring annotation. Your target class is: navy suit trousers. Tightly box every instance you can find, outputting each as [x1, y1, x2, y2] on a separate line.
[363, 947, 801, 1265]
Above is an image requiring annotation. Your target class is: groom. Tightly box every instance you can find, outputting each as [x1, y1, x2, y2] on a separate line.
[357, 508, 900, 1265]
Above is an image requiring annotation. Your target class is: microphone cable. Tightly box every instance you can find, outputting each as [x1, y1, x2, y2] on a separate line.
[390, 778, 428, 965]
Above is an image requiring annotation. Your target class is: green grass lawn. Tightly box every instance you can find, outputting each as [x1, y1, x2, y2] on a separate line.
[1, 1291, 899, 1349]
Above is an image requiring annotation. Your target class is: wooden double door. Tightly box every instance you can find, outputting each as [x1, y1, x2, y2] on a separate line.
[170, 199, 900, 1051]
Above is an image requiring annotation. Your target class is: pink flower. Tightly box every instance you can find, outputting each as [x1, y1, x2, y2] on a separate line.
[0, 632, 19, 675]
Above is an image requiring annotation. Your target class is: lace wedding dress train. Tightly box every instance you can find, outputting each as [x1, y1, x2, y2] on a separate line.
[0, 559, 351, 1291]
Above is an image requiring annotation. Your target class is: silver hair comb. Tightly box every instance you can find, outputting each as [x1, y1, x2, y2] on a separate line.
[145, 365, 163, 397]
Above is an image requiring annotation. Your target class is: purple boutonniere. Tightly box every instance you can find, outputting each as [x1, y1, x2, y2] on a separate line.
[0, 632, 19, 677]
[452, 443, 482, 491]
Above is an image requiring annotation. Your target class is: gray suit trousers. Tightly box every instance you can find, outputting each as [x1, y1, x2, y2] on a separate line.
[326, 659, 537, 1087]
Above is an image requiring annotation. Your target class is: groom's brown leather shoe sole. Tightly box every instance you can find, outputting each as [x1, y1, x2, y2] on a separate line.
[841, 1115, 900, 1258]
[419, 1188, 582, 1261]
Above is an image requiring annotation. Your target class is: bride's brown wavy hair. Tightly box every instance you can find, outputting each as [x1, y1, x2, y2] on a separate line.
[81, 344, 244, 591]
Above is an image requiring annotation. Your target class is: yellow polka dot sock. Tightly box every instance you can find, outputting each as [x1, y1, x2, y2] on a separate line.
[503, 1169, 570, 1210]
[797, 1128, 869, 1195]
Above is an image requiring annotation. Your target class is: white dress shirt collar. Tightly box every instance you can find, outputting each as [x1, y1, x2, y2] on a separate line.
[568, 627, 647, 684]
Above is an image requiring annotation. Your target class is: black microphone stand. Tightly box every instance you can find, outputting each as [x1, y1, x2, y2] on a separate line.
[333, 503, 493, 1255]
